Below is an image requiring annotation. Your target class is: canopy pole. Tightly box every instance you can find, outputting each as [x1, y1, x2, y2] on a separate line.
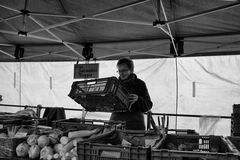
[0, 4, 21, 13]
[0, 17, 18, 32]
[131, 51, 172, 58]
[86, 17, 152, 26]
[0, 14, 21, 23]
[29, 15, 85, 59]
[0, 49, 15, 59]
[159, 0, 178, 56]
[174, 57, 179, 130]
[51, 53, 79, 60]
[20, 53, 50, 60]
[29, 12, 77, 18]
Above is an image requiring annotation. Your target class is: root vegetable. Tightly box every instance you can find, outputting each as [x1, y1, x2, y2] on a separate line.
[38, 135, 50, 148]
[71, 157, 79, 160]
[48, 133, 59, 145]
[47, 154, 53, 160]
[70, 148, 77, 157]
[40, 146, 53, 160]
[53, 153, 61, 160]
[68, 128, 101, 139]
[62, 138, 83, 155]
[60, 136, 69, 145]
[61, 155, 71, 160]
[54, 143, 64, 153]
[28, 145, 40, 159]
[27, 134, 39, 146]
[16, 142, 29, 157]
[73, 138, 83, 147]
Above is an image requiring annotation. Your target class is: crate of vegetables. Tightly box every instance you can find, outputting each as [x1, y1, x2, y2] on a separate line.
[68, 77, 130, 112]
[0, 125, 30, 157]
[77, 129, 162, 160]
[52, 118, 126, 131]
[151, 134, 239, 160]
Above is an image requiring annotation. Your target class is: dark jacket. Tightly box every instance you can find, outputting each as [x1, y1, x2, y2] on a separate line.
[110, 74, 152, 130]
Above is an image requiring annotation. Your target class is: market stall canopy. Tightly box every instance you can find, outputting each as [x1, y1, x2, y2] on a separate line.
[0, 0, 240, 61]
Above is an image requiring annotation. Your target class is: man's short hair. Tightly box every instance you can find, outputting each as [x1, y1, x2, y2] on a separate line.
[117, 58, 134, 72]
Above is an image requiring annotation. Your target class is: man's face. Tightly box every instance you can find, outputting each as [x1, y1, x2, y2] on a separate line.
[117, 64, 132, 80]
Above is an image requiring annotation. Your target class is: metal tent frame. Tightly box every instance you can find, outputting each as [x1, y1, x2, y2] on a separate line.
[0, 0, 239, 61]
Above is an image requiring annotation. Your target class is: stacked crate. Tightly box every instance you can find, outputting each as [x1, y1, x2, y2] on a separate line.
[231, 104, 240, 136]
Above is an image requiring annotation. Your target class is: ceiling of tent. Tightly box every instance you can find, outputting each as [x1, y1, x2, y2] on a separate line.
[0, 0, 240, 61]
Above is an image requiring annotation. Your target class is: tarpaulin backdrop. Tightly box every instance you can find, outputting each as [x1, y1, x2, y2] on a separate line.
[1, 56, 240, 135]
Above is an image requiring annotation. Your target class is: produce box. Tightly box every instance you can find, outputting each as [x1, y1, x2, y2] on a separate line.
[226, 136, 240, 155]
[52, 118, 126, 131]
[152, 134, 239, 160]
[0, 136, 27, 157]
[77, 130, 162, 160]
[68, 77, 129, 112]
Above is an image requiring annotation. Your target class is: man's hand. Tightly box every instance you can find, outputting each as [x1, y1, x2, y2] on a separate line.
[128, 94, 138, 111]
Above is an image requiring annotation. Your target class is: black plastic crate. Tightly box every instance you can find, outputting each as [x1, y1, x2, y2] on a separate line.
[77, 130, 161, 160]
[227, 136, 240, 153]
[151, 134, 239, 160]
[78, 143, 150, 160]
[233, 104, 240, 114]
[68, 77, 129, 112]
[52, 118, 126, 131]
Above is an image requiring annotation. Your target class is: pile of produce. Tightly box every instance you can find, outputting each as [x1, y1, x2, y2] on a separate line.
[15, 127, 113, 160]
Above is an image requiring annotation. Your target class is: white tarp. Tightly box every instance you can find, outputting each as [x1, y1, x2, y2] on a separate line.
[1, 56, 240, 135]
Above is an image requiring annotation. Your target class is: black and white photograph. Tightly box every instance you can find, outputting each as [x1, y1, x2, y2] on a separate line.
[0, 0, 240, 159]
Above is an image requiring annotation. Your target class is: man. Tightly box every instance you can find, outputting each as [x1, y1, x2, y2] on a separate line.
[110, 58, 153, 130]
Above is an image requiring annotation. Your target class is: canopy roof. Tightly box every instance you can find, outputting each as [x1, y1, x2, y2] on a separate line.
[0, 0, 240, 61]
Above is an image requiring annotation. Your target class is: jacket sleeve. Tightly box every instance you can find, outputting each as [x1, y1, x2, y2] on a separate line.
[131, 81, 153, 112]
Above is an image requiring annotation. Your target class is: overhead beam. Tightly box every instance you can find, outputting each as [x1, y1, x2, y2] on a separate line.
[86, 17, 152, 26]
[29, 12, 77, 18]
[0, 43, 15, 47]
[29, 16, 85, 59]
[51, 53, 79, 60]
[97, 51, 128, 59]
[0, 14, 22, 23]
[0, 4, 21, 13]
[0, 29, 18, 35]
[132, 51, 172, 58]
[20, 53, 49, 60]
[0, 17, 18, 31]
[29, 0, 150, 34]
[0, 49, 15, 59]
[183, 40, 225, 45]
[166, 2, 240, 25]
